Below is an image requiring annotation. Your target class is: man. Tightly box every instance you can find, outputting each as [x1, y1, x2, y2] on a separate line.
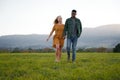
[63, 9, 82, 62]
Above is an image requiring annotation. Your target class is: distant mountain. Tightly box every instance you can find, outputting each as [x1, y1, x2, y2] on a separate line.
[78, 24, 120, 48]
[0, 34, 52, 49]
[0, 24, 120, 49]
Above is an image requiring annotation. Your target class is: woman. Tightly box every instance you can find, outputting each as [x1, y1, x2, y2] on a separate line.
[47, 16, 64, 62]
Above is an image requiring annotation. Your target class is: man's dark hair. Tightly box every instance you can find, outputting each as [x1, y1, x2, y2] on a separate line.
[72, 9, 77, 13]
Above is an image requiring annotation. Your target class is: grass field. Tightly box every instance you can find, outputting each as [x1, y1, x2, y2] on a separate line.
[0, 53, 120, 80]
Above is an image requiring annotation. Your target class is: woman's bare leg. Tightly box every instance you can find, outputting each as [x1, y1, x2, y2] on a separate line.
[59, 47, 62, 60]
[55, 44, 60, 62]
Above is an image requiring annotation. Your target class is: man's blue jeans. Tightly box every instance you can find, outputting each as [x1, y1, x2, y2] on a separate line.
[66, 36, 78, 61]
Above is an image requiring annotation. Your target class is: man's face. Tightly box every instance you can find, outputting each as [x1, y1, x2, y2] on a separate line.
[71, 12, 76, 17]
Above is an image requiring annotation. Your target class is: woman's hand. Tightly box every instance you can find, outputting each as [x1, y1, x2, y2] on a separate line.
[46, 38, 49, 41]
[63, 36, 66, 39]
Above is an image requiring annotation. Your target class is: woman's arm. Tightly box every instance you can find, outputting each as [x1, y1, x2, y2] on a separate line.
[46, 26, 55, 41]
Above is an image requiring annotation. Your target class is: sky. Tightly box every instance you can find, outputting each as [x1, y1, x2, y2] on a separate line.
[0, 0, 120, 36]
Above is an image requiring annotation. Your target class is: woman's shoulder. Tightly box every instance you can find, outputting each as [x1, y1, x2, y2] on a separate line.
[61, 24, 64, 26]
[55, 24, 64, 26]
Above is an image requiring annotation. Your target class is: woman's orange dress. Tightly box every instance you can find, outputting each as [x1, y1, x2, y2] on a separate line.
[52, 24, 64, 48]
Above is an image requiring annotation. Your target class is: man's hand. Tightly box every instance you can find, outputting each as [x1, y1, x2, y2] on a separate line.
[63, 36, 66, 39]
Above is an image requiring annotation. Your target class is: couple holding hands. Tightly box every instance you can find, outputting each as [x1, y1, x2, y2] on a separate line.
[47, 10, 82, 62]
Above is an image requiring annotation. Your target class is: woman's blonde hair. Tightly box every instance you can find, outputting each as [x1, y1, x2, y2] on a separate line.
[54, 16, 62, 24]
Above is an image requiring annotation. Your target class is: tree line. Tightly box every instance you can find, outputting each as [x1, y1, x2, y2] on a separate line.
[0, 43, 120, 53]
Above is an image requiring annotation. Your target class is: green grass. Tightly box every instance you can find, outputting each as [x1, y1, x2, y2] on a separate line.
[0, 53, 120, 80]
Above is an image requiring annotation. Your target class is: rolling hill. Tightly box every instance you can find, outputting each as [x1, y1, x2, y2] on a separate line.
[0, 24, 120, 49]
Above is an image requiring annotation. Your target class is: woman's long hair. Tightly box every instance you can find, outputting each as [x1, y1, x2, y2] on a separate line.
[54, 16, 62, 24]
[54, 17, 58, 24]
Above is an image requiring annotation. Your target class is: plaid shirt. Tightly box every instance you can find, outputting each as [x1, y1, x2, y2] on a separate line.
[63, 17, 82, 38]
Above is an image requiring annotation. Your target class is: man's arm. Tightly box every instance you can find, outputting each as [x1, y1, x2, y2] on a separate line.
[77, 19, 82, 37]
[79, 19, 82, 34]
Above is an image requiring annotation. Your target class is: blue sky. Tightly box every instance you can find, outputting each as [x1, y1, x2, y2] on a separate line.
[0, 0, 120, 36]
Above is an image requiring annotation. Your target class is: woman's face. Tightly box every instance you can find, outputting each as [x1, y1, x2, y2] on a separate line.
[57, 16, 62, 22]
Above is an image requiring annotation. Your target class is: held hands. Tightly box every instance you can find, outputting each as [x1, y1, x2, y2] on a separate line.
[63, 36, 66, 39]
